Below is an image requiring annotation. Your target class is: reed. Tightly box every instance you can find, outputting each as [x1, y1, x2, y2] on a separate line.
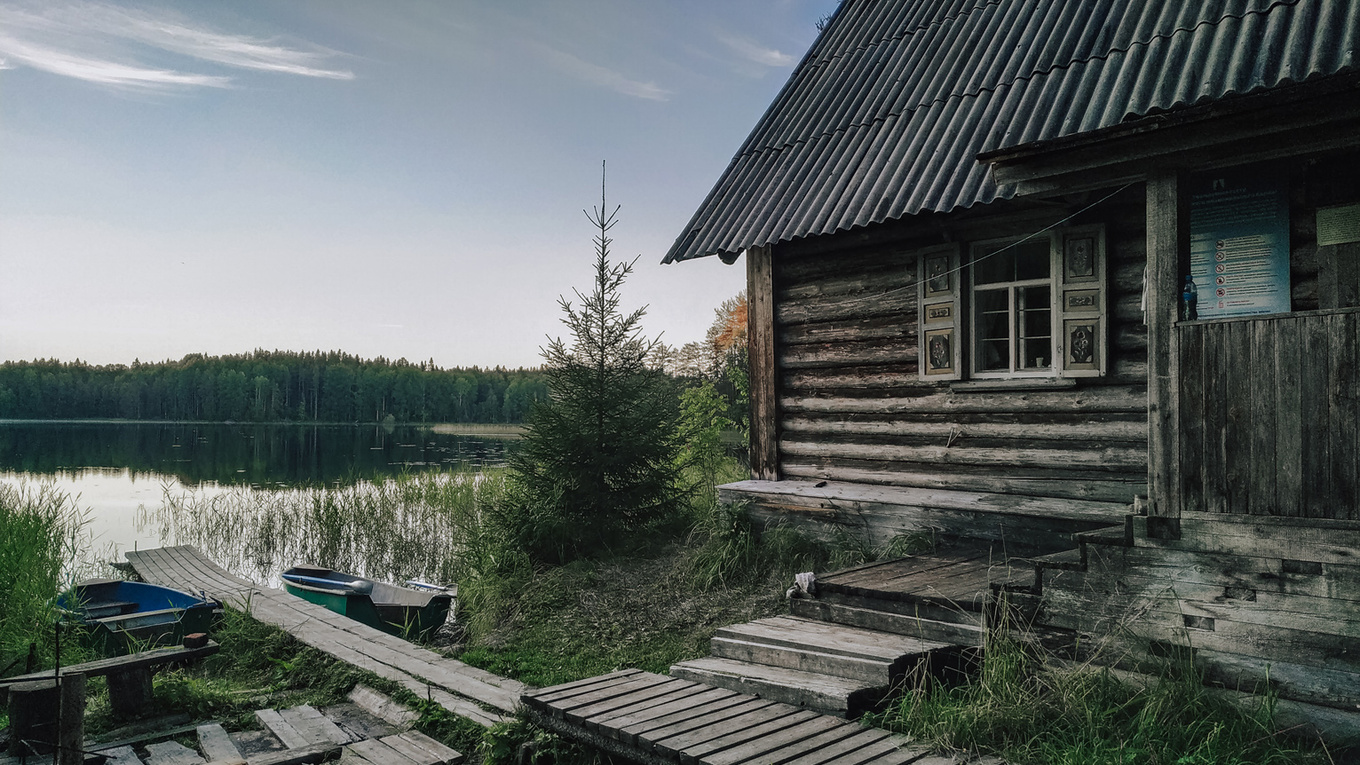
[144, 469, 511, 588]
[0, 482, 89, 673]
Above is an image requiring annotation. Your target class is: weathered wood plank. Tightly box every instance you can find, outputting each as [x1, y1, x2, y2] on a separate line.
[1176, 324, 1204, 512]
[651, 703, 801, 756]
[1133, 513, 1360, 564]
[1248, 319, 1277, 515]
[1200, 317, 1227, 514]
[197, 723, 243, 763]
[677, 708, 820, 765]
[346, 738, 418, 765]
[612, 690, 751, 746]
[700, 715, 853, 765]
[581, 684, 716, 734]
[380, 732, 463, 765]
[1328, 311, 1359, 520]
[749, 243, 778, 481]
[523, 670, 643, 707]
[778, 461, 1145, 503]
[781, 338, 917, 369]
[779, 440, 1146, 471]
[143, 741, 205, 765]
[563, 679, 692, 725]
[1145, 171, 1184, 519]
[97, 746, 143, 765]
[1223, 320, 1252, 514]
[347, 684, 418, 729]
[279, 706, 351, 746]
[638, 698, 776, 752]
[779, 315, 917, 346]
[256, 709, 311, 750]
[781, 385, 1148, 414]
[1301, 313, 1333, 517]
[781, 415, 1148, 442]
[1274, 316, 1303, 517]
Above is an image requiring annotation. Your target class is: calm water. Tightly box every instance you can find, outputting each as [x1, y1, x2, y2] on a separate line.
[0, 421, 517, 561]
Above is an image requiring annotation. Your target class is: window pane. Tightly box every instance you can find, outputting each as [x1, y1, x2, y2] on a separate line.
[973, 246, 1014, 285]
[1019, 285, 1050, 369]
[1015, 240, 1050, 281]
[980, 340, 1009, 371]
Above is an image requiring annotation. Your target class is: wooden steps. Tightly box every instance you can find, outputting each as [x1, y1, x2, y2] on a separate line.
[669, 657, 880, 717]
[522, 669, 957, 765]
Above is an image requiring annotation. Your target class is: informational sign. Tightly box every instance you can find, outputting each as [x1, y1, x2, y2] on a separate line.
[1189, 173, 1291, 319]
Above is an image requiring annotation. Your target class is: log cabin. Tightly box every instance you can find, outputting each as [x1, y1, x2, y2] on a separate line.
[664, 0, 1360, 732]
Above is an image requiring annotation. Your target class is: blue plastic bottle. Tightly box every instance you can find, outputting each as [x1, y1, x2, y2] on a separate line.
[1181, 275, 1198, 321]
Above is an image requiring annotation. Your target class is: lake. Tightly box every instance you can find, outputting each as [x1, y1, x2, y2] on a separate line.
[0, 421, 518, 564]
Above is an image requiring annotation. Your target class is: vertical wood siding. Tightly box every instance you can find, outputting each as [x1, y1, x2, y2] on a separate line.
[772, 201, 1149, 505]
[1177, 309, 1360, 519]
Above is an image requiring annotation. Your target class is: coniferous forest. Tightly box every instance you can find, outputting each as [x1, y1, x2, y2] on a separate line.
[0, 350, 549, 423]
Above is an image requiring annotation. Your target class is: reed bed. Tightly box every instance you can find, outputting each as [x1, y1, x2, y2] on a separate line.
[0, 482, 89, 671]
[143, 470, 509, 587]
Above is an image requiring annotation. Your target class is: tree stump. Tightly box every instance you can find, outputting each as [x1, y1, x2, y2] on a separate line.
[7, 679, 59, 756]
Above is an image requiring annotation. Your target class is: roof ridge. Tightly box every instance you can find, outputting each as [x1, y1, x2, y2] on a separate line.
[743, 0, 1308, 160]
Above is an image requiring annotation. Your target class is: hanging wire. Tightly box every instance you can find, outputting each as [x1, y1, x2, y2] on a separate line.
[871, 182, 1135, 298]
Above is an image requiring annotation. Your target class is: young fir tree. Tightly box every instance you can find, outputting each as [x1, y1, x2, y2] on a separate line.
[507, 165, 682, 563]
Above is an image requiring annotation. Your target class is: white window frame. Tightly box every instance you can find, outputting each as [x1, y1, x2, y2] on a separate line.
[968, 234, 1060, 379]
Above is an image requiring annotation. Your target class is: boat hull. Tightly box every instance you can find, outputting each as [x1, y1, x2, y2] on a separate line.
[58, 579, 219, 657]
[281, 566, 452, 640]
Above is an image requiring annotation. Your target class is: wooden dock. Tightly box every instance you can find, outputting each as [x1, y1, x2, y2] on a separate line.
[522, 669, 994, 765]
[125, 546, 527, 726]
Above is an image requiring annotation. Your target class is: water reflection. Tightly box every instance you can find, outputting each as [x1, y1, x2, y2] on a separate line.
[0, 421, 516, 486]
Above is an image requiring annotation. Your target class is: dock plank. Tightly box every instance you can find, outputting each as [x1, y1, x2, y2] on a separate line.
[197, 723, 243, 762]
[143, 741, 205, 765]
[125, 545, 527, 725]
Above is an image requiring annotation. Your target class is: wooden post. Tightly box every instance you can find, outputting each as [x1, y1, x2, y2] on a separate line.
[7, 679, 59, 756]
[107, 667, 154, 719]
[57, 672, 86, 765]
[1146, 172, 1186, 530]
[747, 244, 779, 481]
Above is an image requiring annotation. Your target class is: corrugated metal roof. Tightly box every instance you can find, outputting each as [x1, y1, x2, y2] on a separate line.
[664, 0, 1359, 263]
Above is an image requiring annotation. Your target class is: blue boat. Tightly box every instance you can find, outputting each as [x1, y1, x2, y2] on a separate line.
[57, 579, 220, 656]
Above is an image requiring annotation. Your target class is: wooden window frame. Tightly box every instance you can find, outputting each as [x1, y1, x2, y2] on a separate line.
[919, 226, 1106, 382]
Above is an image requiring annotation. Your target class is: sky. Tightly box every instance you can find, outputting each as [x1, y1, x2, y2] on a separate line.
[0, 0, 836, 369]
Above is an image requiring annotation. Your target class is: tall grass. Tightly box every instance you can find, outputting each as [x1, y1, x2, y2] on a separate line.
[869, 626, 1331, 765]
[0, 483, 89, 673]
[144, 470, 515, 589]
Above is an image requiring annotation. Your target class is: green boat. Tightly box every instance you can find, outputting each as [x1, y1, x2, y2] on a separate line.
[280, 566, 453, 640]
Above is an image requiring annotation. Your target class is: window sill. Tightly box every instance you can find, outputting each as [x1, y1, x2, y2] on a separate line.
[950, 377, 1077, 392]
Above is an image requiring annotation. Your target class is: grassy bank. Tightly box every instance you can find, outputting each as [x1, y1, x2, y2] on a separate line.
[0, 483, 89, 675]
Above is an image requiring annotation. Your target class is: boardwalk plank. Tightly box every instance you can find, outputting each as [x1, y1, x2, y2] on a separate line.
[582, 683, 714, 732]
[700, 714, 852, 765]
[547, 676, 670, 717]
[639, 698, 777, 751]
[565, 678, 692, 724]
[281, 705, 352, 745]
[815, 734, 911, 765]
[143, 741, 205, 765]
[716, 720, 870, 765]
[652, 703, 800, 755]
[779, 729, 895, 765]
[378, 735, 443, 765]
[256, 708, 313, 750]
[526, 670, 649, 707]
[346, 738, 419, 765]
[678, 708, 821, 765]
[390, 731, 465, 765]
[606, 687, 746, 744]
[197, 722, 243, 762]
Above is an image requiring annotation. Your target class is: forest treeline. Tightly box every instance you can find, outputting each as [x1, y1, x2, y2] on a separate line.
[0, 351, 549, 423]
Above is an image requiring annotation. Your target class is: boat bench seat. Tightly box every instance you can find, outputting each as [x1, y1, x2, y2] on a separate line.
[0, 639, 219, 719]
[83, 600, 140, 619]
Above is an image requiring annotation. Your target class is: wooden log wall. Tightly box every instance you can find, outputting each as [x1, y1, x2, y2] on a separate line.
[772, 196, 1149, 506]
[1040, 512, 1360, 718]
[1176, 308, 1360, 519]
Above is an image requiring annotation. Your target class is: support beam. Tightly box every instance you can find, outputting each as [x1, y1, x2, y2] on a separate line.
[747, 244, 779, 481]
[1145, 173, 1186, 523]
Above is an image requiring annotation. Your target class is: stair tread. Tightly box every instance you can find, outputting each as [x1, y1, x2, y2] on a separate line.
[718, 616, 951, 659]
[1029, 548, 1084, 570]
[671, 657, 874, 694]
[791, 599, 985, 644]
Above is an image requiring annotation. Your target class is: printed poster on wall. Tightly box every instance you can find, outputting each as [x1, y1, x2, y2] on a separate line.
[1188, 172, 1291, 319]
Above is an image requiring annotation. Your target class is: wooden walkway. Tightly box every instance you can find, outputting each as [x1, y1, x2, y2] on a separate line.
[125, 545, 527, 726]
[522, 669, 996, 765]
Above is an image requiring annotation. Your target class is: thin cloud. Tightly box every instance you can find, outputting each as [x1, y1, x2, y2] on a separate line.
[533, 43, 670, 102]
[0, 1, 352, 92]
[718, 33, 796, 67]
[0, 34, 231, 90]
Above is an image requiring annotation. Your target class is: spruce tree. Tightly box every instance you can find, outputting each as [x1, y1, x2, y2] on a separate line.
[507, 164, 682, 562]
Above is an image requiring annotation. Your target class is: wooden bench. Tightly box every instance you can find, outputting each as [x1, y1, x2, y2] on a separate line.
[0, 639, 219, 719]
